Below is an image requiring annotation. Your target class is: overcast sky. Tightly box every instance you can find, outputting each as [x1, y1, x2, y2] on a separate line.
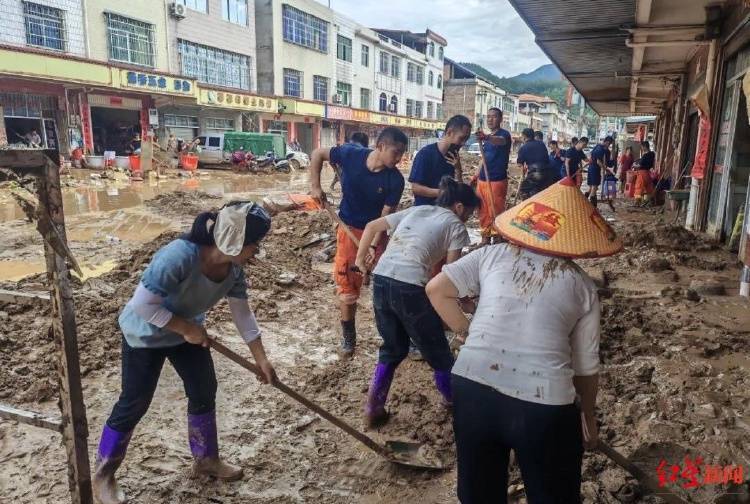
[317, 0, 551, 77]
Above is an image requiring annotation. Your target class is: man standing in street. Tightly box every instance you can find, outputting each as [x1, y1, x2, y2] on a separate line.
[586, 136, 614, 206]
[517, 128, 555, 200]
[310, 127, 407, 356]
[565, 137, 588, 187]
[548, 140, 566, 180]
[409, 115, 471, 205]
[475, 108, 512, 244]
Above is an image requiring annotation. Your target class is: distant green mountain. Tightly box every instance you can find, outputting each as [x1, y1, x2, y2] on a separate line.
[459, 62, 568, 108]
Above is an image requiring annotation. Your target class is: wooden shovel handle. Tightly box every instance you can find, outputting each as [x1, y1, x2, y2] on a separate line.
[324, 202, 360, 247]
[598, 441, 689, 504]
[209, 339, 388, 456]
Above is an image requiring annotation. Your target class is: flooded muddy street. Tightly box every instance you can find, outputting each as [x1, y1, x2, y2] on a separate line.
[0, 165, 749, 503]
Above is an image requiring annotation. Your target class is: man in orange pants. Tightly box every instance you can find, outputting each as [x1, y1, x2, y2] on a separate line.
[475, 108, 512, 244]
[309, 127, 407, 356]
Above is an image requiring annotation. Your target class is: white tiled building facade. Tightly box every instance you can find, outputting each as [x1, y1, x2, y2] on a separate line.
[0, 0, 86, 56]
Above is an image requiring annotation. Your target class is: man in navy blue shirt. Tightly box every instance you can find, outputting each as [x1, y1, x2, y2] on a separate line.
[586, 136, 614, 206]
[565, 137, 588, 187]
[310, 127, 407, 355]
[409, 115, 471, 205]
[475, 107, 512, 244]
[548, 140, 565, 179]
[517, 128, 556, 199]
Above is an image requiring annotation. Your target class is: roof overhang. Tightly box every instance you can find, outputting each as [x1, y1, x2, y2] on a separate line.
[508, 0, 721, 116]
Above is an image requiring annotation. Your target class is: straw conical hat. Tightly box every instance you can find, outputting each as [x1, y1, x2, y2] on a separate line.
[494, 177, 623, 258]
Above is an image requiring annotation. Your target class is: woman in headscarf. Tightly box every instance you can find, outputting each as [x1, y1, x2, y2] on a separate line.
[427, 177, 622, 503]
[93, 202, 276, 504]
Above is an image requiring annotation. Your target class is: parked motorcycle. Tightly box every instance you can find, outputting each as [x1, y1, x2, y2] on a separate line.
[255, 151, 292, 172]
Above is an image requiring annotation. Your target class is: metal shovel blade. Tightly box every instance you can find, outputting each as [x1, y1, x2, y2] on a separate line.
[384, 440, 451, 470]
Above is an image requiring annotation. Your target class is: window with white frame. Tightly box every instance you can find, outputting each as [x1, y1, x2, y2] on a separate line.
[283, 68, 302, 97]
[379, 52, 389, 74]
[379, 92, 387, 112]
[428, 71, 434, 86]
[24, 2, 66, 51]
[282, 4, 328, 53]
[360, 88, 370, 109]
[337, 35, 352, 62]
[427, 101, 433, 119]
[389, 95, 398, 113]
[416, 66, 424, 85]
[437, 75, 443, 89]
[406, 99, 414, 117]
[106, 13, 155, 67]
[390, 55, 400, 78]
[178, 40, 251, 90]
[176, 0, 207, 13]
[407, 63, 416, 82]
[361, 45, 369, 67]
[428, 42, 435, 57]
[438, 46, 444, 60]
[436, 103, 443, 120]
[313, 75, 328, 102]
[163, 114, 199, 128]
[222, 0, 247, 25]
[336, 81, 351, 106]
[205, 117, 235, 130]
[415, 100, 423, 118]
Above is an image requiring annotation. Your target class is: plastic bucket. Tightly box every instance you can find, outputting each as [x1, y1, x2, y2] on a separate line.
[129, 155, 141, 172]
[180, 153, 199, 171]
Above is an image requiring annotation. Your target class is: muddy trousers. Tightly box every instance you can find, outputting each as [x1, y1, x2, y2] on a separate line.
[452, 375, 583, 504]
[372, 275, 453, 371]
[106, 337, 218, 433]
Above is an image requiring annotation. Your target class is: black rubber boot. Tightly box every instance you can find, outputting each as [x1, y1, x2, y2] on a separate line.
[341, 320, 356, 356]
[589, 194, 598, 207]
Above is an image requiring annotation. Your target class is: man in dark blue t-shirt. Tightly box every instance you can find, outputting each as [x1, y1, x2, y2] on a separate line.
[475, 107, 512, 244]
[565, 137, 588, 187]
[549, 140, 565, 179]
[586, 136, 614, 206]
[409, 115, 471, 205]
[517, 128, 556, 199]
[310, 127, 407, 355]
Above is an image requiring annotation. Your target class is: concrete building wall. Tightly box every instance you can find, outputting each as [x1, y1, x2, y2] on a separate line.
[0, 0, 86, 56]
[167, 0, 257, 90]
[352, 30, 376, 110]
[255, 0, 334, 100]
[443, 80, 477, 120]
[85, 0, 170, 70]
[333, 13, 356, 106]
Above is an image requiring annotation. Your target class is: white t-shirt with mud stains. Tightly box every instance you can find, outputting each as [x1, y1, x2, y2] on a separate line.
[443, 243, 600, 406]
[373, 205, 470, 287]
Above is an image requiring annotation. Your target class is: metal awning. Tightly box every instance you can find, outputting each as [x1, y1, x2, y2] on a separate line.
[509, 0, 717, 116]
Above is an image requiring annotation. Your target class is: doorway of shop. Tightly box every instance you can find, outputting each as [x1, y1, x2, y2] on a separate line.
[90, 107, 141, 155]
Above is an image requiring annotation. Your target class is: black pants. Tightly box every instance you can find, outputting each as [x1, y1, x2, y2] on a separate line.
[106, 337, 218, 432]
[519, 162, 559, 200]
[453, 374, 583, 504]
[372, 275, 453, 371]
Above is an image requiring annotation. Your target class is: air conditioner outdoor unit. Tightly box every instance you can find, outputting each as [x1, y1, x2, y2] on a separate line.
[332, 94, 342, 104]
[170, 2, 187, 19]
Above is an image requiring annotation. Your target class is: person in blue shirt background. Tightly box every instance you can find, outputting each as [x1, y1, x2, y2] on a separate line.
[309, 127, 407, 356]
[517, 128, 556, 199]
[474, 107, 512, 244]
[549, 140, 566, 179]
[586, 136, 614, 206]
[409, 115, 471, 205]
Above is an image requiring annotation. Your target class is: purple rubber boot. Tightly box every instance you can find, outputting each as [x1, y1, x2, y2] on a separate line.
[434, 370, 453, 407]
[92, 425, 132, 504]
[188, 410, 243, 481]
[364, 362, 397, 428]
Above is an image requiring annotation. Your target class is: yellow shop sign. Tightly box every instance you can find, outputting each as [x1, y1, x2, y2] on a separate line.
[200, 89, 278, 112]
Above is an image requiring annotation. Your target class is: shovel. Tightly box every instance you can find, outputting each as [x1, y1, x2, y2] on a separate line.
[209, 338, 449, 470]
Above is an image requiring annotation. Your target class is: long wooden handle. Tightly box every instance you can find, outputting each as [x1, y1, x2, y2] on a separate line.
[477, 137, 498, 220]
[209, 339, 388, 456]
[598, 441, 689, 504]
[324, 202, 360, 247]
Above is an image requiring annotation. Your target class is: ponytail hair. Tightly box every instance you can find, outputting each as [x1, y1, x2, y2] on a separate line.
[435, 176, 481, 209]
[184, 211, 218, 246]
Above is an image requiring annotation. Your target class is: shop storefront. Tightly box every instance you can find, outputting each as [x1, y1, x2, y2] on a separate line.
[0, 80, 66, 152]
[84, 93, 146, 156]
[260, 99, 323, 153]
[705, 46, 750, 244]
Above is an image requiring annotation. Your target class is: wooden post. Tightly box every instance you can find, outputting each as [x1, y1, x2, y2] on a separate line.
[36, 155, 93, 504]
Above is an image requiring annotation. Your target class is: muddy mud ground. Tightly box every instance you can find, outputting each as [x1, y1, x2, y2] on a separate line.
[1, 165, 749, 503]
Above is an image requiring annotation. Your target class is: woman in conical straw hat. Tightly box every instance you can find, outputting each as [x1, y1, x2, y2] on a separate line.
[426, 176, 622, 503]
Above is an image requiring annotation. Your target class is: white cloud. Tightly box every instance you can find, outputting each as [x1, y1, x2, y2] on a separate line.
[318, 0, 551, 77]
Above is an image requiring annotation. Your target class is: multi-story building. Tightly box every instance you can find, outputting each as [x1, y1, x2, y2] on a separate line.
[442, 58, 515, 133]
